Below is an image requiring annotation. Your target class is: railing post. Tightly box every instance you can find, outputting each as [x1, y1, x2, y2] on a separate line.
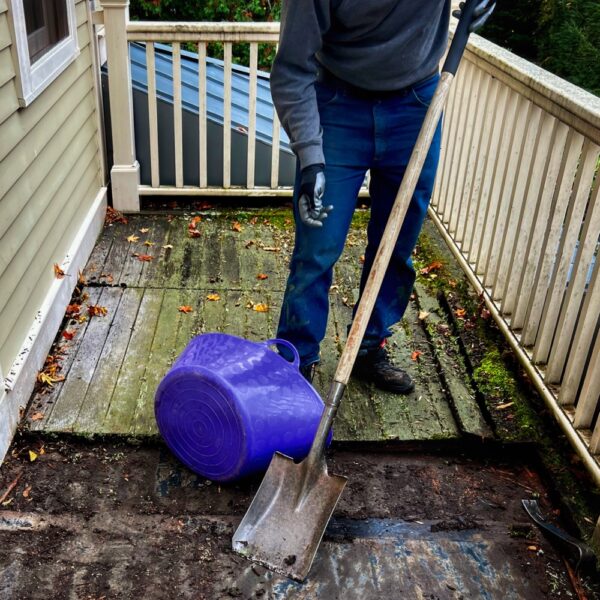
[100, 0, 140, 212]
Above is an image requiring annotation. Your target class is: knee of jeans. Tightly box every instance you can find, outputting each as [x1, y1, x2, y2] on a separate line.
[293, 240, 346, 272]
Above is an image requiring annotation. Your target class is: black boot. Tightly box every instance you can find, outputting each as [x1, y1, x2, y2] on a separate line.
[353, 346, 414, 394]
[300, 362, 318, 384]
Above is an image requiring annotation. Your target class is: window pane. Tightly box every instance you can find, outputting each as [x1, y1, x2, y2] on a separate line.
[24, 0, 69, 63]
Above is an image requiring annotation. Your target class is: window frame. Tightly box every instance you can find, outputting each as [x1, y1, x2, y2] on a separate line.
[9, 0, 80, 107]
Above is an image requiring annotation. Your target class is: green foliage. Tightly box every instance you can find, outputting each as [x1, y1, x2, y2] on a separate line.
[481, 0, 600, 96]
[129, 0, 281, 69]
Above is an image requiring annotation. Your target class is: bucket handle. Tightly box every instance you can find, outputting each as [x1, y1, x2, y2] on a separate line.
[263, 338, 301, 370]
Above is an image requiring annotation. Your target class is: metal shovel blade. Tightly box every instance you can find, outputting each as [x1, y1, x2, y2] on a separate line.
[232, 451, 347, 581]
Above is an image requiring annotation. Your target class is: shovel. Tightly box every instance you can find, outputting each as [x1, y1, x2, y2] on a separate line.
[233, 1, 486, 581]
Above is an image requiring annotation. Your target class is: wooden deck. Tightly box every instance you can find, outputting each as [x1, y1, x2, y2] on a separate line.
[26, 209, 491, 442]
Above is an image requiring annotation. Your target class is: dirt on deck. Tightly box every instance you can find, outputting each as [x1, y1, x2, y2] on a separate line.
[0, 434, 596, 599]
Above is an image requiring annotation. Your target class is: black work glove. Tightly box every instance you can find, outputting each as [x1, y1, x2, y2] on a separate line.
[298, 164, 333, 228]
[453, 0, 496, 32]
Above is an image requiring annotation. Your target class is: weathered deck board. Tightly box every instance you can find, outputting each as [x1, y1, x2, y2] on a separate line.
[27, 211, 489, 443]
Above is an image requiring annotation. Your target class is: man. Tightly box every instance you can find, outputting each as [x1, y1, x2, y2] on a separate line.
[271, 0, 494, 393]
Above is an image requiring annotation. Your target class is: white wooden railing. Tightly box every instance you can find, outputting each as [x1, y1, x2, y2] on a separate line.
[99, 3, 600, 485]
[431, 34, 600, 484]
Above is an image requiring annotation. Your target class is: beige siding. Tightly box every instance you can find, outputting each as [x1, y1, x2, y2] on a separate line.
[0, 0, 103, 375]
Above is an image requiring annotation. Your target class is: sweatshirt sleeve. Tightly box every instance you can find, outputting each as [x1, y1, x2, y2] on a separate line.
[270, 0, 331, 170]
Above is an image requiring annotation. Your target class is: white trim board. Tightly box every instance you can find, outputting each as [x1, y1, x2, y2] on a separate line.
[0, 187, 107, 463]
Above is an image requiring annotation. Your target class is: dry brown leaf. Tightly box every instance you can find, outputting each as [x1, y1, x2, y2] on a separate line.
[53, 264, 65, 279]
[419, 260, 443, 275]
[418, 311, 430, 321]
[249, 217, 258, 225]
[78, 270, 87, 285]
[189, 229, 202, 238]
[190, 216, 202, 226]
[253, 303, 269, 313]
[136, 254, 154, 262]
[140, 227, 150, 233]
[37, 372, 65, 387]
[455, 308, 466, 318]
[61, 330, 75, 340]
[143, 241, 154, 247]
[105, 206, 128, 225]
[411, 350, 423, 361]
[178, 305, 193, 313]
[206, 293, 221, 302]
[359, 255, 365, 264]
[127, 235, 139, 243]
[232, 221, 243, 232]
[256, 273, 268, 280]
[527, 545, 538, 552]
[88, 305, 108, 317]
[22, 485, 32, 498]
[30, 412, 44, 421]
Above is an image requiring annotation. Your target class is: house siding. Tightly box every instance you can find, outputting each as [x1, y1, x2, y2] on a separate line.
[0, 0, 104, 402]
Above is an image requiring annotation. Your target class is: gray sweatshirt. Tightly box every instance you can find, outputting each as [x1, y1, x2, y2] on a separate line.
[270, 0, 450, 169]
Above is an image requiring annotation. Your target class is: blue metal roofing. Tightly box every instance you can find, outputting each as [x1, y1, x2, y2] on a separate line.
[129, 42, 292, 153]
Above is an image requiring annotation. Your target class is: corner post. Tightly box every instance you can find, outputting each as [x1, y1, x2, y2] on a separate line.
[100, 0, 140, 212]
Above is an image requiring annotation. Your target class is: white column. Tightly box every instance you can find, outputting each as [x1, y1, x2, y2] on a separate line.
[100, 0, 140, 212]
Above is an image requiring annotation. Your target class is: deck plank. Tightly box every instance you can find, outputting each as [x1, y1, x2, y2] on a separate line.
[74, 287, 143, 435]
[44, 287, 123, 432]
[100, 288, 164, 434]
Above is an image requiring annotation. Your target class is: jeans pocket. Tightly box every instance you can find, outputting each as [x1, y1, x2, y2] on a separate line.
[410, 73, 440, 108]
[315, 80, 339, 108]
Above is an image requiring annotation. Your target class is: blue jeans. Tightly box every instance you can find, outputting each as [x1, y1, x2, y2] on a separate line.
[277, 73, 442, 367]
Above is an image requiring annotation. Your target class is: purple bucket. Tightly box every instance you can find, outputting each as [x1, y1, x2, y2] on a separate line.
[155, 333, 330, 483]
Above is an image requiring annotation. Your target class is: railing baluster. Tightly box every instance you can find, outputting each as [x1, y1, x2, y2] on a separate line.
[583, 344, 600, 450]
[520, 131, 584, 346]
[456, 71, 491, 247]
[546, 171, 600, 381]
[463, 77, 499, 259]
[173, 42, 183, 188]
[564, 259, 600, 412]
[247, 43, 258, 189]
[448, 65, 480, 238]
[270, 44, 281, 191]
[503, 114, 560, 319]
[198, 42, 207, 188]
[494, 103, 543, 305]
[223, 42, 233, 188]
[146, 42, 160, 188]
[532, 140, 599, 365]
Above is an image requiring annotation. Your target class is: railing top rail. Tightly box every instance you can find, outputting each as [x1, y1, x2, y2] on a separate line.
[464, 33, 600, 145]
[126, 21, 281, 43]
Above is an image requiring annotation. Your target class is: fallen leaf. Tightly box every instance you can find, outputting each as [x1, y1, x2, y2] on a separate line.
[88, 305, 108, 317]
[455, 308, 466, 318]
[245, 301, 254, 309]
[448, 279, 457, 288]
[30, 412, 44, 421]
[359, 255, 365, 264]
[136, 254, 154, 262]
[143, 241, 154, 247]
[480, 308, 491, 320]
[206, 293, 221, 301]
[126, 235, 139, 243]
[78, 270, 87, 285]
[253, 303, 269, 313]
[418, 311, 431, 321]
[420, 260, 443, 275]
[28, 450, 38, 462]
[37, 372, 65, 387]
[262, 246, 281, 253]
[22, 485, 32, 498]
[190, 216, 202, 226]
[527, 545, 538, 552]
[256, 273, 268, 280]
[140, 227, 150, 233]
[194, 201, 213, 210]
[61, 330, 75, 340]
[178, 305, 193, 313]
[496, 402, 514, 410]
[249, 217, 258, 225]
[105, 206, 128, 224]
[78, 314, 88, 324]
[53, 264, 66, 279]
[411, 350, 423, 361]
[162, 244, 173, 250]
[189, 229, 202, 238]
[232, 221, 243, 232]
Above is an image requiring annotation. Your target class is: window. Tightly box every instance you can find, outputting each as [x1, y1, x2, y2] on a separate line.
[9, 0, 79, 106]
